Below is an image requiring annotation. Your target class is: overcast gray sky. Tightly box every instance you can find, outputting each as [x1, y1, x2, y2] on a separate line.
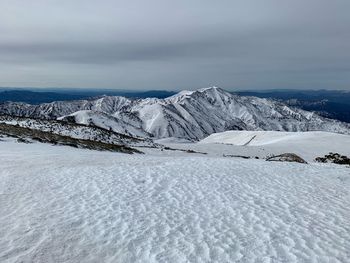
[0, 0, 349, 91]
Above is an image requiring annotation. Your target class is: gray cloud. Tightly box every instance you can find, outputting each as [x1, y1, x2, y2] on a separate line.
[0, 0, 349, 90]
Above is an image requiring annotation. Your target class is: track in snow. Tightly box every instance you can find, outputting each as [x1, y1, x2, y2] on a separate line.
[0, 141, 350, 262]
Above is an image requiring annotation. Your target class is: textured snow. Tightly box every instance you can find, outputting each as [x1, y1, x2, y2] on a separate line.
[1, 139, 350, 262]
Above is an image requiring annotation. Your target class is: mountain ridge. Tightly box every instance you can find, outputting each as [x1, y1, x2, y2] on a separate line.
[1, 87, 349, 140]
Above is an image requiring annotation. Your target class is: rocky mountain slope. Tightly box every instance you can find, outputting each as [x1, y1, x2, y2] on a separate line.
[0, 115, 155, 148]
[1, 87, 349, 140]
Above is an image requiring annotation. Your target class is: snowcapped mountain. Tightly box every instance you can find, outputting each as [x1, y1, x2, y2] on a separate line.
[0, 96, 131, 119]
[1, 87, 350, 140]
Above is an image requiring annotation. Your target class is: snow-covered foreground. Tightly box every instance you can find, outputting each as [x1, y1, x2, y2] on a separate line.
[1, 140, 350, 262]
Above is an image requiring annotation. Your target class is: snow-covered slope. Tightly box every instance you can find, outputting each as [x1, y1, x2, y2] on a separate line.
[58, 110, 150, 138]
[1, 138, 349, 262]
[1, 87, 350, 140]
[0, 115, 155, 147]
[200, 130, 350, 161]
[201, 130, 350, 146]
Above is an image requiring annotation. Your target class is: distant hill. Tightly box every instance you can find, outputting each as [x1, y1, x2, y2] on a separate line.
[0, 90, 87, 104]
[0, 89, 177, 104]
[236, 90, 350, 123]
[236, 90, 350, 105]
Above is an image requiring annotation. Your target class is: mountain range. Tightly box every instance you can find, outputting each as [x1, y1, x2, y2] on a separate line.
[1, 87, 349, 140]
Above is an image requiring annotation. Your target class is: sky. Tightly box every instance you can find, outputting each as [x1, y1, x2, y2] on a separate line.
[0, 0, 349, 91]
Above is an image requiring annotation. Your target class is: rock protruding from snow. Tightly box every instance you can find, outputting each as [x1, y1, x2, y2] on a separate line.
[266, 153, 307, 164]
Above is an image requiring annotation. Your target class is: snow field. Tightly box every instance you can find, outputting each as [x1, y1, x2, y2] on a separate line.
[0, 140, 349, 262]
[199, 130, 350, 162]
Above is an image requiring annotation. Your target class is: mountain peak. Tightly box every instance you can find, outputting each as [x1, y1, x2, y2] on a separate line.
[195, 86, 233, 98]
[170, 86, 227, 98]
[197, 86, 221, 92]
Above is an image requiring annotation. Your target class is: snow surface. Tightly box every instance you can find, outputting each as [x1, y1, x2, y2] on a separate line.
[201, 130, 350, 147]
[199, 130, 350, 162]
[1, 138, 350, 262]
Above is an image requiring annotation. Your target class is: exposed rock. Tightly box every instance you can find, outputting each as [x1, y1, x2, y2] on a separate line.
[315, 152, 350, 165]
[266, 153, 307, 164]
